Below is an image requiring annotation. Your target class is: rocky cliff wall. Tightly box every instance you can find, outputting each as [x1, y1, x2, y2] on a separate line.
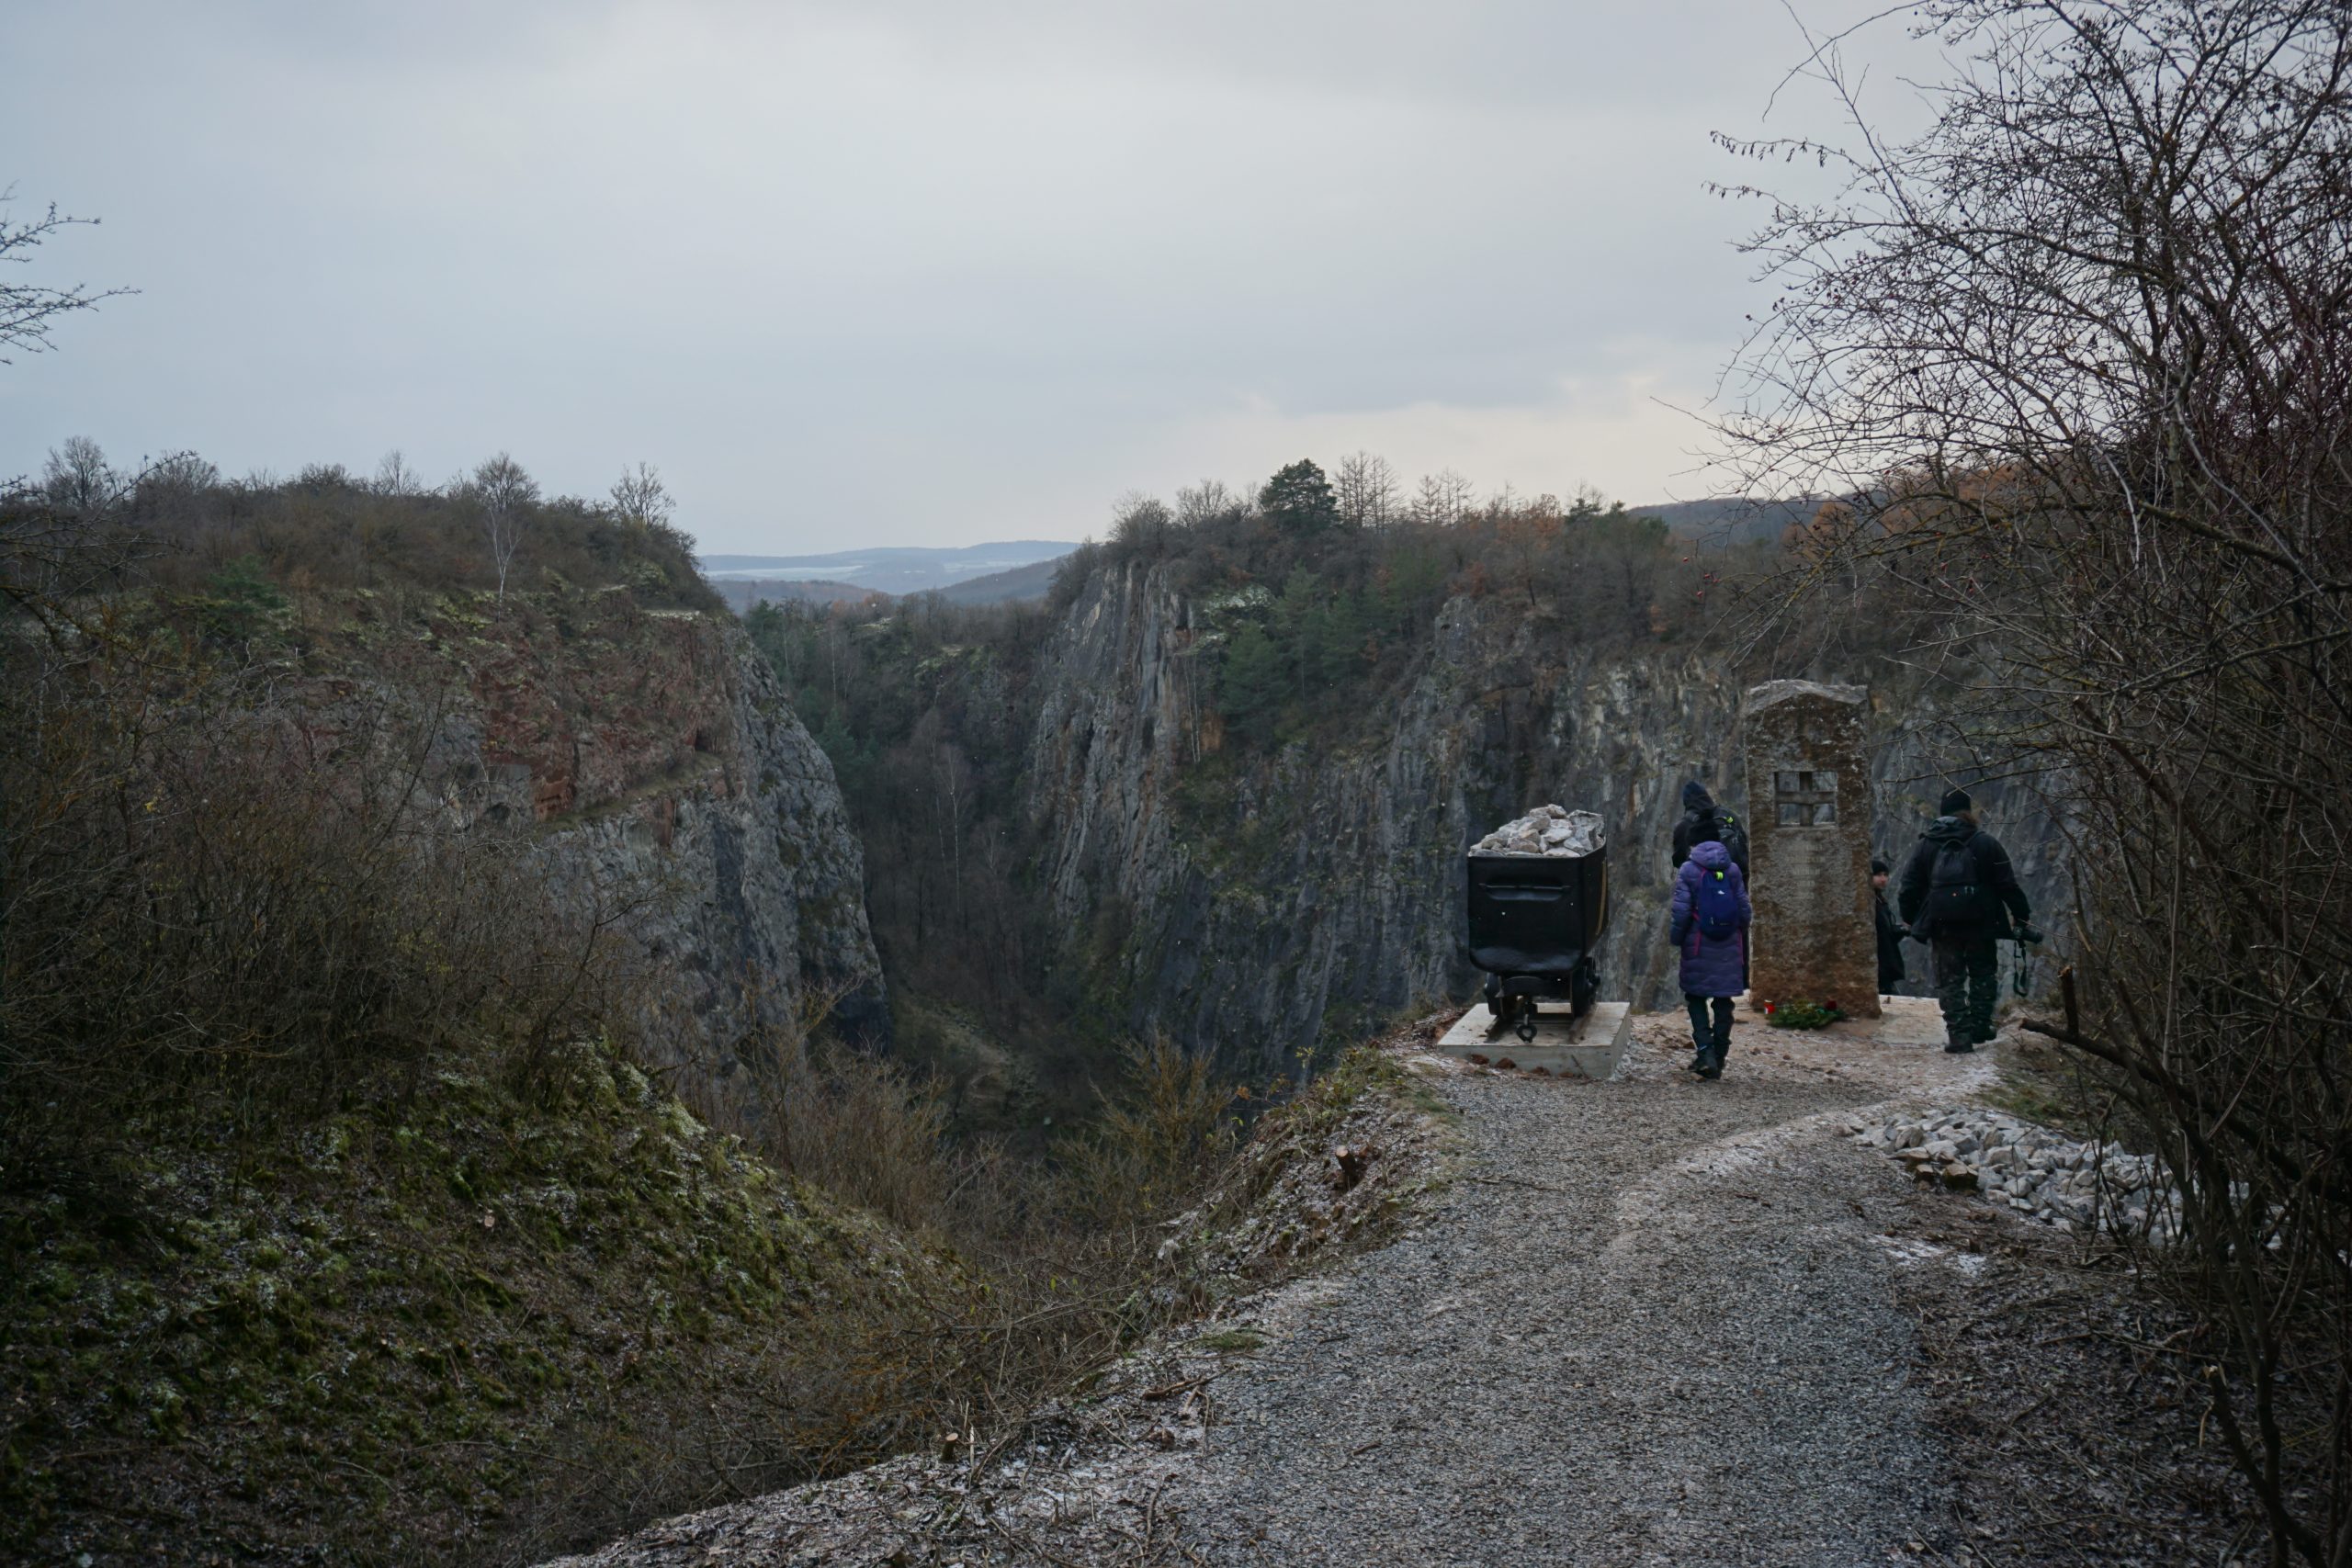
[1018, 563, 2064, 1073]
[311, 585, 885, 1109]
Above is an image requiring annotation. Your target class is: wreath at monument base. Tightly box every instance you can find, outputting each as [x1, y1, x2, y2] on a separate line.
[1761, 998, 1845, 1030]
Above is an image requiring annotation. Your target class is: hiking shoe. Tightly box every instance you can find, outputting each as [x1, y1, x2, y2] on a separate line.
[1699, 1055, 1724, 1080]
[1942, 1041, 1976, 1054]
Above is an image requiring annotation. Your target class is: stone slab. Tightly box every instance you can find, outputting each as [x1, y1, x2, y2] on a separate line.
[1742, 679, 1882, 1019]
[1435, 1001, 1633, 1079]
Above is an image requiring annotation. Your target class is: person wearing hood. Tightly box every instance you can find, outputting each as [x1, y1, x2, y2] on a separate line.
[1669, 839, 1751, 1080]
[1872, 857, 1907, 995]
[1898, 789, 2033, 1053]
[1670, 780, 1749, 878]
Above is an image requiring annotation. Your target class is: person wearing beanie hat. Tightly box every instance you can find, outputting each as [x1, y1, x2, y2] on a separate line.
[1871, 856, 1907, 995]
[1669, 778, 1749, 879]
[1897, 788, 2034, 1051]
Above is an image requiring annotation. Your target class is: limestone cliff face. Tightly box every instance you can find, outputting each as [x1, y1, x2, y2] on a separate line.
[1015, 563, 2062, 1072]
[324, 587, 885, 1104]
[532, 618, 889, 1085]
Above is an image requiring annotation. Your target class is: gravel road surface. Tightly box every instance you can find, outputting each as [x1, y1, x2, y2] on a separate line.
[547, 998, 2008, 1567]
[1172, 997, 1992, 1567]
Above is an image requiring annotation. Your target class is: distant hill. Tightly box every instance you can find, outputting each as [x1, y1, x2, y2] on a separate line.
[1629, 498, 1816, 545]
[712, 578, 889, 613]
[931, 556, 1063, 605]
[699, 541, 1076, 597]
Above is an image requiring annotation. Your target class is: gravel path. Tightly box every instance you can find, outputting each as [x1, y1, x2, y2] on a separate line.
[1172, 997, 1995, 1568]
[544, 998, 2014, 1567]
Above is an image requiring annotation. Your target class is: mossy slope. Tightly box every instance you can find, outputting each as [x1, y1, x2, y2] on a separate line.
[1, 1044, 955, 1566]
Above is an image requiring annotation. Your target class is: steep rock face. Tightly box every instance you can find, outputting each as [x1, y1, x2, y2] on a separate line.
[322, 587, 885, 1106]
[534, 620, 889, 1089]
[1020, 563, 2061, 1073]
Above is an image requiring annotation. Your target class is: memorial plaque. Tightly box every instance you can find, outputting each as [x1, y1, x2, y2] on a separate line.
[1742, 681, 1880, 1019]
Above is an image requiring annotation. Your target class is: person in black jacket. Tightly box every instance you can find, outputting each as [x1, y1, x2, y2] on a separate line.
[1898, 789, 2033, 1053]
[1872, 857, 1907, 995]
[1670, 781, 1750, 878]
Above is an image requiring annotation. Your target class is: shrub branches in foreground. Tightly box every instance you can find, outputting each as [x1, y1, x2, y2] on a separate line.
[1716, 3, 2352, 1557]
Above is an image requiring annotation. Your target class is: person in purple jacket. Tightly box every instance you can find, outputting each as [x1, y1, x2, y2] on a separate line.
[1669, 838, 1752, 1080]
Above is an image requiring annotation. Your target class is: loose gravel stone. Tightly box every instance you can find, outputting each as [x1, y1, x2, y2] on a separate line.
[1165, 1006, 1997, 1566]
[1857, 1107, 2183, 1242]
[549, 1002, 2245, 1568]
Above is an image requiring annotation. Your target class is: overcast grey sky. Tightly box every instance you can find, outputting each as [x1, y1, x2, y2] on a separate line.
[2, 1, 1925, 552]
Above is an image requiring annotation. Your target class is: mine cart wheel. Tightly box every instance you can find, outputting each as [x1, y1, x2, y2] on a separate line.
[1484, 994, 1516, 1040]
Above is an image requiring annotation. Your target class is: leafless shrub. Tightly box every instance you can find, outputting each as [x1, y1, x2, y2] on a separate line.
[1717, 4, 2352, 1556]
[608, 460, 673, 532]
[662, 1020, 1248, 1485]
[0, 502, 642, 1188]
[0, 191, 131, 361]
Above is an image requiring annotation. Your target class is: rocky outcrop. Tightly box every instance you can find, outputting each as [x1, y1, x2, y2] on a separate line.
[533, 618, 888, 1089]
[1015, 562, 2063, 1074]
[320, 585, 885, 1110]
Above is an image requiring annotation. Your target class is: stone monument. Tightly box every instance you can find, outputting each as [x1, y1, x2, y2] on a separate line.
[1741, 681, 1880, 1019]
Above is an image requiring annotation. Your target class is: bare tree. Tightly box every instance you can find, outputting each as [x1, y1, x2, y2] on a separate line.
[1717, 5, 2352, 1558]
[1174, 479, 1241, 525]
[471, 452, 539, 601]
[609, 460, 673, 531]
[1334, 451, 1399, 530]
[41, 436, 120, 515]
[1411, 468, 1476, 527]
[371, 449, 421, 497]
[1110, 491, 1175, 555]
[0, 191, 131, 363]
[130, 452, 220, 536]
[143, 451, 219, 492]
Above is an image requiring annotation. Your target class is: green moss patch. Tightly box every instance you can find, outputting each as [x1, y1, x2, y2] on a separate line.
[0, 1042, 956, 1567]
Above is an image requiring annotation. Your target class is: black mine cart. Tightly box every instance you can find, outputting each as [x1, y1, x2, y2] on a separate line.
[1465, 846, 1610, 1043]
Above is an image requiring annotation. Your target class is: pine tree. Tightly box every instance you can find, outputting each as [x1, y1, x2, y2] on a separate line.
[1258, 459, 1339, 536]
[1218, 622, 1285, 744]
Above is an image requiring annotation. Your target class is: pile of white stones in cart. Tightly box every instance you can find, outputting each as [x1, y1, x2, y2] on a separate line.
[1471, 806, 1605, 857]
[1855, 1107, 2182, 1244]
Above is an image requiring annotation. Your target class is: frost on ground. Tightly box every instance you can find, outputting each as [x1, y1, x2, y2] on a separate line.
[548, 999, 2256, 1567]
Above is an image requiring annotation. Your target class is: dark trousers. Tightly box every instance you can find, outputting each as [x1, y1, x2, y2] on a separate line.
[1684, 993, 1735, 1058]
[1930, 935, 2000, 1043]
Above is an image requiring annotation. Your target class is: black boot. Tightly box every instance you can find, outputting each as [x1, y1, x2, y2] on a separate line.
[1700, 1034, 1726, 1079]
[1942, 1026, 1975, 1054]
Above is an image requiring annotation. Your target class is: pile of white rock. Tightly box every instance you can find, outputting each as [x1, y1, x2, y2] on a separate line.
[1855, 1107, 2182, 1243]
[1471, 806, 1605, 857]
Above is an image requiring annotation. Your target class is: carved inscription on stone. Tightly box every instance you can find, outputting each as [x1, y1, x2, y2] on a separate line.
[1773, 768, 1839, 827]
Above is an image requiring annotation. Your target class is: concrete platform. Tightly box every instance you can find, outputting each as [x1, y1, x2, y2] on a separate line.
[1435, 1000, 1633, 1079]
